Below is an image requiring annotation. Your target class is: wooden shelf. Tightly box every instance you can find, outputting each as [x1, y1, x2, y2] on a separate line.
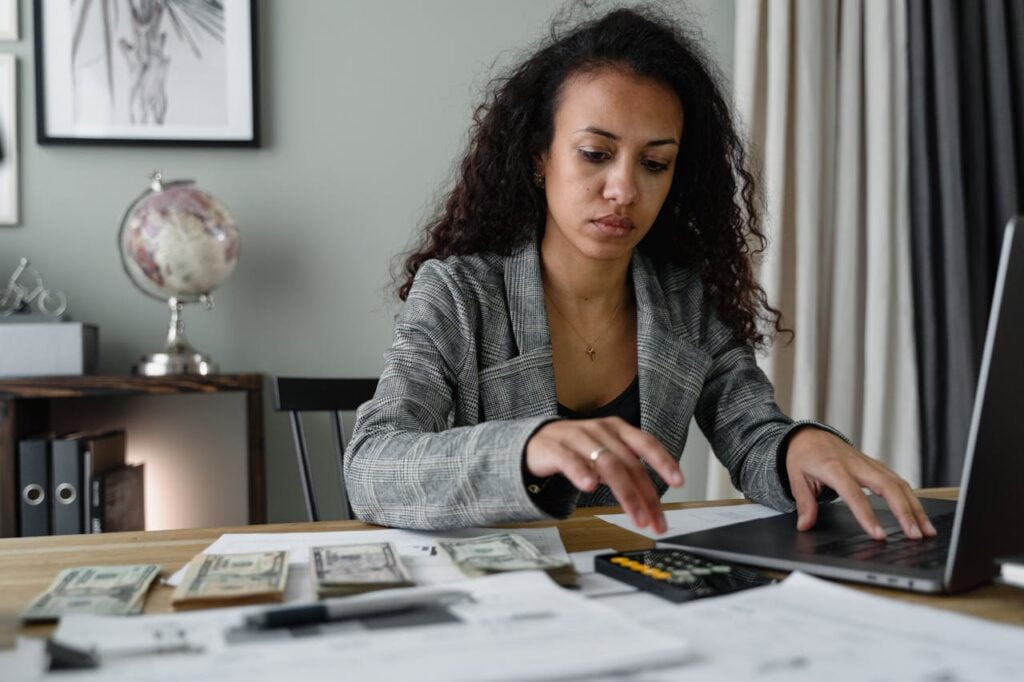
[0, 374, 265, 537]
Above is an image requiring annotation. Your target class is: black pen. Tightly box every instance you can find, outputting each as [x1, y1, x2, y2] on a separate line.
[243, 588, 471, 630]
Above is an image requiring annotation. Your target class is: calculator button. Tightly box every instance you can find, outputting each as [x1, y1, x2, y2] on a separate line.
[691, 567, 711, 576]
[711, 565, 731, 574]
[610, 557, 630, 566]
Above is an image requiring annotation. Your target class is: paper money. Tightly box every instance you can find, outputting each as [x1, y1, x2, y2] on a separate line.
[20, 564, 160, 622]
[437, 533, 578, 586]
[172, 551, 288, 609]
[310, 542, 414, 598]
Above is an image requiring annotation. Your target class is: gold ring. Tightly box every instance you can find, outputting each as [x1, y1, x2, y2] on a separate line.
[589, 447, 608, 462]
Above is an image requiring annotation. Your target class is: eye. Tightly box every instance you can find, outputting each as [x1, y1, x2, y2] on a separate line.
[642, 159, 671, 173]
[578, 148, 611, 163]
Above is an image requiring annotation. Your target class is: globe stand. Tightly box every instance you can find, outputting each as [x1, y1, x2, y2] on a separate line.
[133, 297, 218, 376]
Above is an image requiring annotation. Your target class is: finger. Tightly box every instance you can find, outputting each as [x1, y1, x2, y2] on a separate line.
[610, 420, 684, 488]
[580, 440, 661, 531]
[568, 433, 649, 528]
[790, 472, 819, 532]
[588, 423, 668, 532]
[911, 495, 938, 537]
[827, 469, 887, 540]
[863, 473, 925, 540]
[612, 451, 668, 534]
[544, 441, 598, 493]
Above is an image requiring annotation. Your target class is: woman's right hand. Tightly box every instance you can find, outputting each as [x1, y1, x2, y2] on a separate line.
[525, 417, 684, 533]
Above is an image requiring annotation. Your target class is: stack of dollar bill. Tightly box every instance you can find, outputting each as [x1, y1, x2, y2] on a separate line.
[20, 564, 161, 622]
[172, 551, 289, 610]
[437, 533, 578, 587]
[310, 542, 414, 598]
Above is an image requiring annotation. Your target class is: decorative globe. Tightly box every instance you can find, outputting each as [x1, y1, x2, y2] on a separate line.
[118, 172, 240, 375]
[119, 174, 240, 303]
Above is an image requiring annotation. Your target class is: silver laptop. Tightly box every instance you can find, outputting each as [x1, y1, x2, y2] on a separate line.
[662, 218, 1024, 594]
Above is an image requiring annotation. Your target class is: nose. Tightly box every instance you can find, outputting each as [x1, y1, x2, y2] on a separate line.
[602, 160, 638, 206]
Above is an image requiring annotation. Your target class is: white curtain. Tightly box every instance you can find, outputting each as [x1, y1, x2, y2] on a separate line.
[706, 0, 921, 500]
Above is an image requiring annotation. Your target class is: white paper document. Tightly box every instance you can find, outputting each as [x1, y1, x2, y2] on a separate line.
[0, 637, 47, 682]
[570, 548, 638, 598]
[597, 503, 780, 540]
[597, 572, 1024, 681]
[166, 526, 568, 602]
[49, 571, 691, 682]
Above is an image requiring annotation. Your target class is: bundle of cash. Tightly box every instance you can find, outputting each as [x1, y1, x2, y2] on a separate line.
[172, 551, 289, 610]
[20, 564, 161, 622]
[310, 542, 414, 598]
[437, 533, 578, 587]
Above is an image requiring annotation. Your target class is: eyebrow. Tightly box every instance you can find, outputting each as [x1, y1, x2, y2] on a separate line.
[575, 126, 679, 147]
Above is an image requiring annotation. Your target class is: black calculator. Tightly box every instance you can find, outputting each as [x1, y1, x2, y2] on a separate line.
[595, 548, 777, 603]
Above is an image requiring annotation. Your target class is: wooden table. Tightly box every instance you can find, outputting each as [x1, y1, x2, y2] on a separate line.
[2, 488, 1022, 640]
[0, 374, 266, 537]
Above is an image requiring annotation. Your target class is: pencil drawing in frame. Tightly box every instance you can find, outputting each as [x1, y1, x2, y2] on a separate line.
[0, 0, 18, 41]
[0, 54, 18, 225]
[34, 0, 259, 146]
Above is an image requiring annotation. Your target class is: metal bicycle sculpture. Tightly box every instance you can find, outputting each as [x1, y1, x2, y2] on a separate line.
[0, 258, 68, 317]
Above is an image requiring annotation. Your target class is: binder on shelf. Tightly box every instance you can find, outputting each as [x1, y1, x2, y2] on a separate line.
[17, 436, 51, 537]
[91, 464, 145, 533]
[51, 430, 126, 535]
[82, 431, 127, 533]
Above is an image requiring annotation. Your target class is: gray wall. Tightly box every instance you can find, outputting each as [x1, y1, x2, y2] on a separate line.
[0, 0, 735, 525]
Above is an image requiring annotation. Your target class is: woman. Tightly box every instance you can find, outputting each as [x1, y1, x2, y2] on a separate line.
[346, 7, 934, 541]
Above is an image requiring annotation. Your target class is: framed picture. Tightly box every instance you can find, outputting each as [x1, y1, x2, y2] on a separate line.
[0, 0, 17, 41]
[0, 55, 17, 225]
[34, 0, 259, 146]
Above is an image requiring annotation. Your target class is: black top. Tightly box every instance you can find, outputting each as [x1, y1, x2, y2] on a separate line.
[556, 375, 641, 429]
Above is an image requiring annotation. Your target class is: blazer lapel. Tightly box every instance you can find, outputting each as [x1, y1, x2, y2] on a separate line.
[632, 252, 711, 458]
[478, 242, 557, 421]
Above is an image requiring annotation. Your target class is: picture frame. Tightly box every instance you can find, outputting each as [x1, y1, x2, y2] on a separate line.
[0, 54, 17, 225]
[0, 0, 18, 41]
[34, 0, 259, 146]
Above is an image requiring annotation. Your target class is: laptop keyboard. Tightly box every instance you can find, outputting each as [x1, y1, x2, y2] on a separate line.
[814, 512, 955, 569]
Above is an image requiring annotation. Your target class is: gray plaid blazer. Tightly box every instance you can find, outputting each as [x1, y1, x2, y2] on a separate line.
[347, 239, 842, 529]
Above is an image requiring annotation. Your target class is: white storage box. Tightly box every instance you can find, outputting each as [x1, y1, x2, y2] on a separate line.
[0, 322, 98, 376]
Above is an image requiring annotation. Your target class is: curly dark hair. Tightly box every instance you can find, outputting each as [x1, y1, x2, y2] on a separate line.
[398, 4, 787, 349]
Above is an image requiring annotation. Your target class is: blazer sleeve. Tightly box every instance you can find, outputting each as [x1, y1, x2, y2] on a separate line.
[345, 261, 558, 529]
[692, 313, 847, 512]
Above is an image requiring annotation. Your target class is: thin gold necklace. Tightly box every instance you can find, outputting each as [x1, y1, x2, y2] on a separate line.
[544, 289, 627, 362]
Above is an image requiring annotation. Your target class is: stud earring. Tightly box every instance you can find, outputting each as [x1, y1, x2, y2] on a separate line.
[533, 170, 545, 188]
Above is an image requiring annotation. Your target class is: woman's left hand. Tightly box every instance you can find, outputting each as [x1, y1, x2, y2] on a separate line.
[784, 427, 938, 541]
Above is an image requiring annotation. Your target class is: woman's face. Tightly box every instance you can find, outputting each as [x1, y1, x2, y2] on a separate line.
[539, 67, 683, 264]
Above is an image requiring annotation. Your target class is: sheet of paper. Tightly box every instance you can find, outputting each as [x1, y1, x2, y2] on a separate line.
[597, 503, 781, 540]
[166, 526, 568, 597]
[50, 571, 691, 682]
[570, 548, 637, 598]
[0, 637, 47, 682]
[593, 572, 1024, 681]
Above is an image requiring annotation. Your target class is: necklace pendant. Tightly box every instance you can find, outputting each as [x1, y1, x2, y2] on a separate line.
[585, 346, 596, 362]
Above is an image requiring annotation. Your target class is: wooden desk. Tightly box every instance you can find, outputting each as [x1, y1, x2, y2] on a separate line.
[2, 489, 1022, 640]
[0, 374, 266, 537]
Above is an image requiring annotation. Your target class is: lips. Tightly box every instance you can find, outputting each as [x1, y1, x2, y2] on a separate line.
[593, 214, 630, 229]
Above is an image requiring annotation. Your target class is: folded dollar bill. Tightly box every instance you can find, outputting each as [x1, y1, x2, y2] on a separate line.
[310, 542, 414, 598]
[20, 564, 161, 622]
[437, 533, 578, 587]
[172, 551, 288, 610]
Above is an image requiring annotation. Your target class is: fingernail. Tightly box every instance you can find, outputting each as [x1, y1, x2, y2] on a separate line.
[909, 525, 922, 540]
[926, 521, 937, 535]
[635, 510, 648, 526]
[581, 477, 594, 489]
[672, 471, 684, 486]
[874, 526, 886, 540]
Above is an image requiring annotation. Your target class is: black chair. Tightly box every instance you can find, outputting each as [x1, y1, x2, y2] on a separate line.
[272, 377, 378, 522]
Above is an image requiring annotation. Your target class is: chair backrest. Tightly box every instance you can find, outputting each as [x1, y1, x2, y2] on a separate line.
[272, 377, 378, 522]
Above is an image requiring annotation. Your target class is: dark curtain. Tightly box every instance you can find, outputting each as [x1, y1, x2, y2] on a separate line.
[907, 0, 1024, 486]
